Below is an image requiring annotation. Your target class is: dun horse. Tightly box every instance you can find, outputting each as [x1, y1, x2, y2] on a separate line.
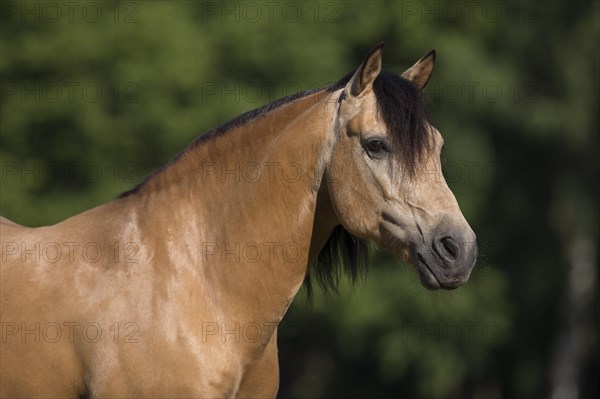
[1, 44, 477, 397]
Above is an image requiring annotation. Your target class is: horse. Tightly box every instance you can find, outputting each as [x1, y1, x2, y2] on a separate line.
[0, 43, 477, 398]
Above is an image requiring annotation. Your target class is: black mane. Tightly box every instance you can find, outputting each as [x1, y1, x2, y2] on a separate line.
[117, 86, 329, 199]
[118, 69, 432, 295]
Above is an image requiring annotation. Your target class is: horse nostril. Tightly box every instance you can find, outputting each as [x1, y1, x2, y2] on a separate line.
[440, 237, 459, 261]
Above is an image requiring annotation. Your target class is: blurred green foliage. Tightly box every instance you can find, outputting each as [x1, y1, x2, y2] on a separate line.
[1, 1, 597, 398]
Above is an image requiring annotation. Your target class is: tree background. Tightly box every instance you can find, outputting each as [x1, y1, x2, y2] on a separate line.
[1, 1, 597, 397]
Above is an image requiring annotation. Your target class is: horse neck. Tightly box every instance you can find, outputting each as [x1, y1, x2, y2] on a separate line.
[120, 89, 341, 323]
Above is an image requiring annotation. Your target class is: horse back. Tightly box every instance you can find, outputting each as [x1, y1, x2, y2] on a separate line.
[0, 216, 24, 228]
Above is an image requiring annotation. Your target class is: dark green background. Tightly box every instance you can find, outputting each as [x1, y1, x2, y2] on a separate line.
[1, 1, 598, 397]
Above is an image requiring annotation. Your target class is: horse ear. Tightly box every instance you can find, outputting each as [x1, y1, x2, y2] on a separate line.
[346, 42, 384, 98]
[401, 49, 436, 90]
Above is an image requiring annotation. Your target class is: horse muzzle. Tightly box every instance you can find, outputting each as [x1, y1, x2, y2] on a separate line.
[415, 229, 478, 290]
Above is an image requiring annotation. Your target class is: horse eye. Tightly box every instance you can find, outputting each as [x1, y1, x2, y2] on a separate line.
[366, 139, 386, 153]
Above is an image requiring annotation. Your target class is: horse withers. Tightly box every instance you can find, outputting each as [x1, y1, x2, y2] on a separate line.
[0, 43, 477, 397]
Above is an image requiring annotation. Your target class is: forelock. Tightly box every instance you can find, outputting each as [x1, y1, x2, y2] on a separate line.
[372, 71, 433, 175]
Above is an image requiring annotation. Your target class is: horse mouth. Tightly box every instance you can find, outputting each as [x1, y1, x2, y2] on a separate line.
[416, 254, 442, 290]
[416, 254, 462, 291]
